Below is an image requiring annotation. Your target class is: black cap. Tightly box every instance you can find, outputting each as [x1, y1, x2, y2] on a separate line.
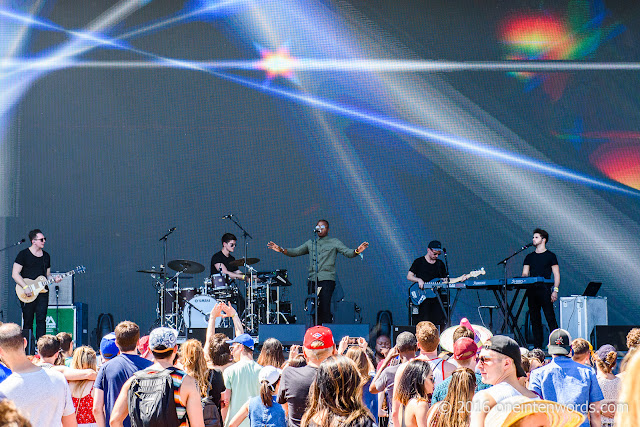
[428, 240, 442, 251]
[548, 329, 572, 356]
[484, 335, 526, 378]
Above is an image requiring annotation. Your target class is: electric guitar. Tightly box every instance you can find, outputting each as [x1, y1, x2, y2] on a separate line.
[15, 266, 86, 303]
[409, 268, 485, 306]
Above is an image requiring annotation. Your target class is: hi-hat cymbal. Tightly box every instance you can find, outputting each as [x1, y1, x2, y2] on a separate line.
[229, 258, 260, 267]
[167, 259, 205, 274]
[137, 269, 165, 275]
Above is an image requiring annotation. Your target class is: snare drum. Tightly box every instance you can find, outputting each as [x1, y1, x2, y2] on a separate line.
[184, 295, 221, 328]
[163, 288, 199, 312]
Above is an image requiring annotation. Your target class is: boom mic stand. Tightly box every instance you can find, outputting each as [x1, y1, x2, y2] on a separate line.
[225, 216, 254, 330]
[0, 239, 25, 252]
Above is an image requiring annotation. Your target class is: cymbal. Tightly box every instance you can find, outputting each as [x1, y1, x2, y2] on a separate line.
[167, 259, 205, 274]
[229, 258, 260, 267]
[137, 269, 165, 275]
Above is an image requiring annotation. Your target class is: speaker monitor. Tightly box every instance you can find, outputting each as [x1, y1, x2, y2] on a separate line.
[322, 324, 371, 344]
[591, 325, 640, 352]
[258, 324, 306, 346]
[392, 325, 416, 346]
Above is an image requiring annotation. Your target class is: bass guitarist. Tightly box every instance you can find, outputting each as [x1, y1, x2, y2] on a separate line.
[12, 229, 61, 341]
[407, 240, 468, 330]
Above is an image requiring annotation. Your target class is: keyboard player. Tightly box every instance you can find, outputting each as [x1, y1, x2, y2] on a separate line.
[522, 228, 560, 350]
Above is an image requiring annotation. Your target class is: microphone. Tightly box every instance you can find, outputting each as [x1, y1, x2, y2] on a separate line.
[16, 238, 26, 245]
[521, 242, 533, 250]
[168, 227, 176, 232]
[313, 225, 322, 233]
[222, 214, 234, 219]
[442, 248, 447, 254]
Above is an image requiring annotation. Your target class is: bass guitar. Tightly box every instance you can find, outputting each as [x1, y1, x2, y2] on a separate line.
[410, 268, 485, 306]
[16, 266, 86, 303]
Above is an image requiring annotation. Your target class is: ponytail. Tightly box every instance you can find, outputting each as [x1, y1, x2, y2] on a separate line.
[260, 381, 274, 407]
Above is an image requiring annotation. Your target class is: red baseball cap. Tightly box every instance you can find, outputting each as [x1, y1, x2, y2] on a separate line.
[453, 337, 478, 360]
[137, 335, 150, 355]
[303, 326, 335, 349]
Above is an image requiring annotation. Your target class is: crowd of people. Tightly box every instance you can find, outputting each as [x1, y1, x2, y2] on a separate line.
[1, 308, 640, 427]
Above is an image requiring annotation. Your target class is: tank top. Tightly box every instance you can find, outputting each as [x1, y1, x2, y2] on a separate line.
[72, 385, 97, 425]
[484, 382, 522, 403]
[428, 358, 447, 386]
[248, 395, 286, 427]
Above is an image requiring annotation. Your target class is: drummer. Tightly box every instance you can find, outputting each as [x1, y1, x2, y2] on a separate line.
[210, 233, 249, 280]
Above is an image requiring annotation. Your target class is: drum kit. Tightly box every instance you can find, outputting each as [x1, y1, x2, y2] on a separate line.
[138, 257, 295, 336]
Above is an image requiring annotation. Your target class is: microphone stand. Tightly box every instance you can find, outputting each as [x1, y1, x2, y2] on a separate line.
[496, 244, 531, 339]
[226, 216, 254, 330]
[55, 285, 60, 334]
[158, 228, 176, 327]
[0, 239, 25, 252]
[442, 249, 451, 328]
[313, 230, 319, 326]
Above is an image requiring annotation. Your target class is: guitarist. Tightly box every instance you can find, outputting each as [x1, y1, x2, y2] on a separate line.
[11, 229, 61, 342]
[407, 240, 467, 330]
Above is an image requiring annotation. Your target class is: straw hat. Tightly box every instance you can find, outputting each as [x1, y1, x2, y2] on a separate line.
[439, 319, 492, 352]
[486, 396, 585, 427]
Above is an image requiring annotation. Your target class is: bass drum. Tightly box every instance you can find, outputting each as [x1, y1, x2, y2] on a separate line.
[184, 295, 221, 329]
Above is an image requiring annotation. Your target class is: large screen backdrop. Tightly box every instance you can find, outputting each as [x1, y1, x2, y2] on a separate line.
[2, 0, 640, 337]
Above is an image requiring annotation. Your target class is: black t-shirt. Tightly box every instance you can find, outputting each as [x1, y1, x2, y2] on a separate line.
[277, 364, 318, 427]
[14, 249, 50, 280]
[409, 257, 448, 283]
[206, 368, 226, 408]
[210, 251, 236, 276]
[523, 250, 558, 279]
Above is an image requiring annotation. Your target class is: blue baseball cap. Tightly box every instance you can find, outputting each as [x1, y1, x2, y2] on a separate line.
[226, 333, 255, 350]
[100, 332, 118, 360]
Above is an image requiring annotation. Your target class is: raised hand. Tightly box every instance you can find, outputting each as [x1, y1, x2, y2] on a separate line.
[221, 302, 237, 318]
[356, 242, 369, 254]
[267, 241, 283, 253]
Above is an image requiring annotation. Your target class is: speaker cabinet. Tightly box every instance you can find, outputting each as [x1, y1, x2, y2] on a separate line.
[48, 273, 74, 306]
[591, 325, 640, 352]
[392, 325, 416, 346]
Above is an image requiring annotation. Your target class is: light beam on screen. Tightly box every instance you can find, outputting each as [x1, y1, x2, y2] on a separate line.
[116, 0, 251, 40]
[7, 57, 640, 73]
[199, 69, 640, 199]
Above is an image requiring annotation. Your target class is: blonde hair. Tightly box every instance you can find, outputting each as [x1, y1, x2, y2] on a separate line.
[179, 339, 211, 398]
[70, 346, 97, 397]
[615, 349, 640, 427]
[432, 368, 476, 427]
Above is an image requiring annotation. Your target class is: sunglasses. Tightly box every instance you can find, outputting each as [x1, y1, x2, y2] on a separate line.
[476, 355, 495, 364]
[34, 238, 46, 242]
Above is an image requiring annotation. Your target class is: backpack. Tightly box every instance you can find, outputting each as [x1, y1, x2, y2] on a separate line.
[201, 396, 222, 427]
[127, 368, 183, 427]
[202, 369, 222, 427]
